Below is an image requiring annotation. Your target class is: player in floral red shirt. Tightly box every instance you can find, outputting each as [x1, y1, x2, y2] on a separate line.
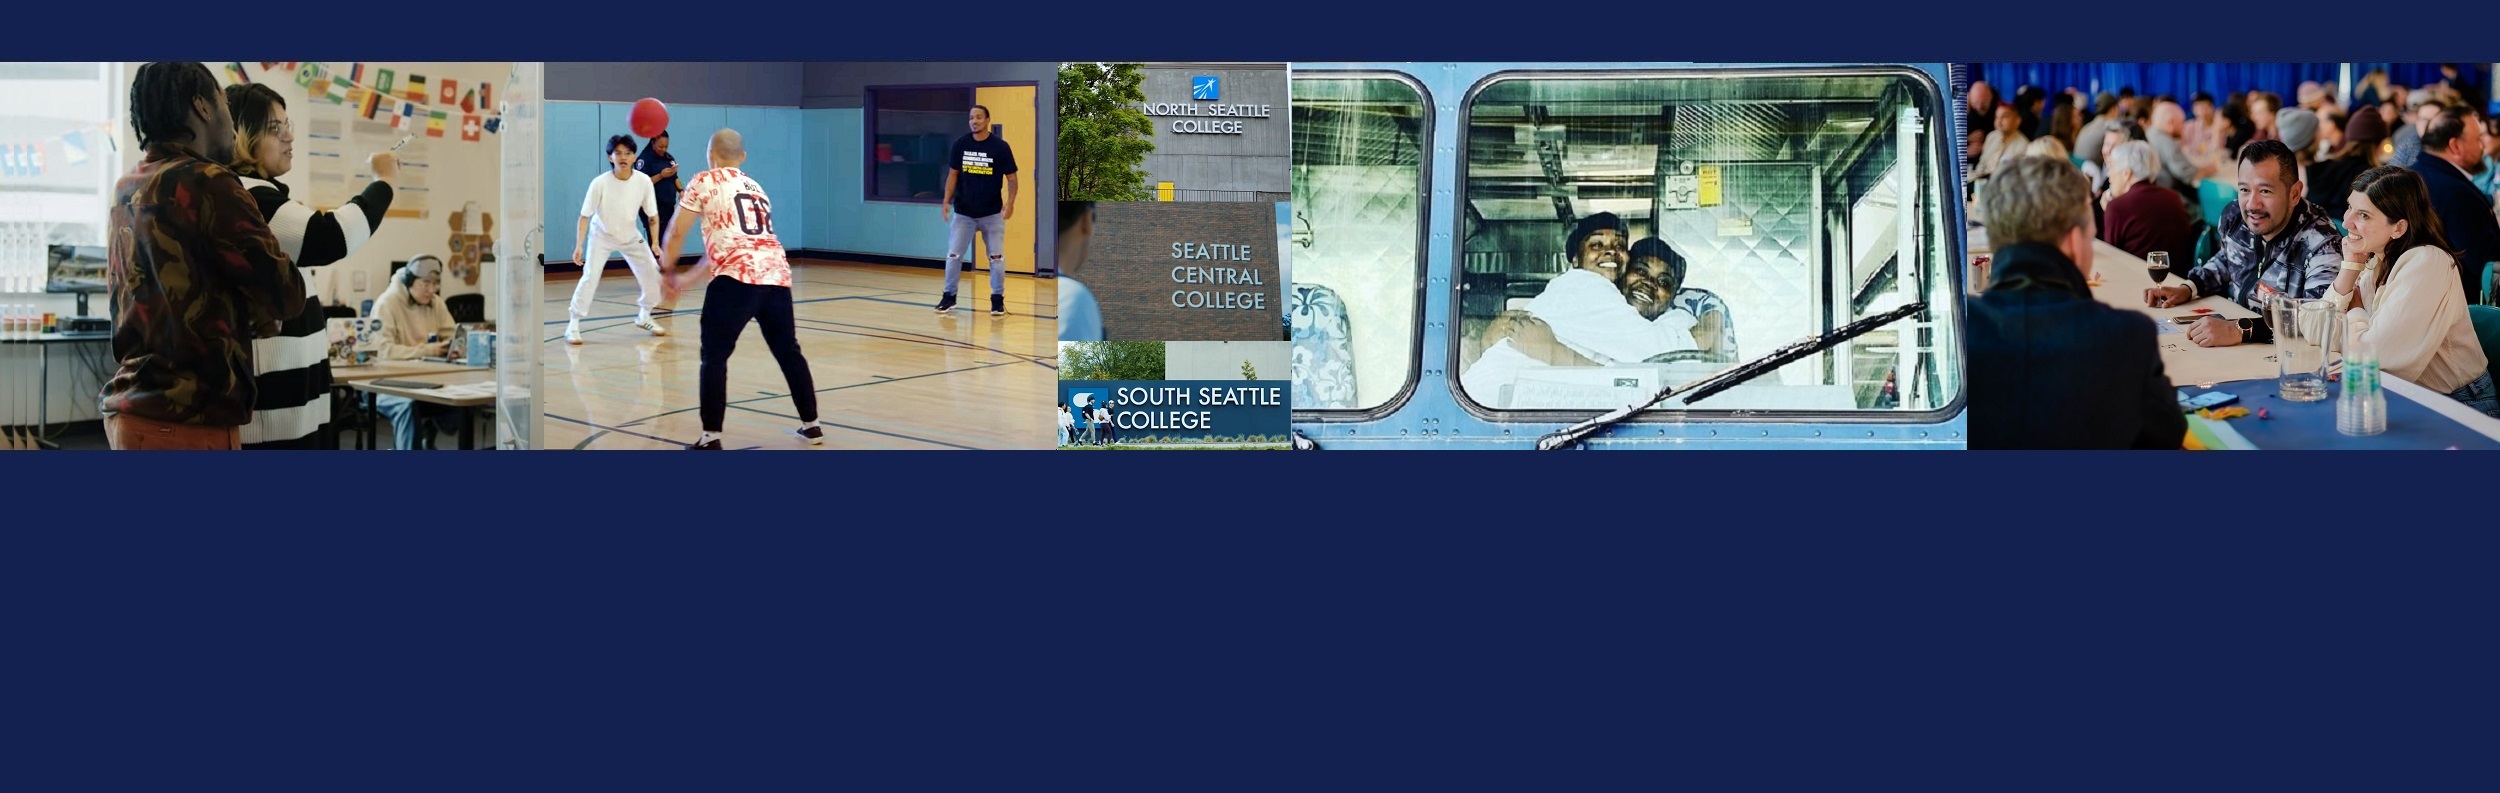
[659, 128, 822, 450]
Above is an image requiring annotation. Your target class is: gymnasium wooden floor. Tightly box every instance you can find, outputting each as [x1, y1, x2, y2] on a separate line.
[541, 258, 1056, 450]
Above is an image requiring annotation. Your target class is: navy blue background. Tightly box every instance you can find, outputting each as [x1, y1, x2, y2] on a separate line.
[12, 3, 2500, 788]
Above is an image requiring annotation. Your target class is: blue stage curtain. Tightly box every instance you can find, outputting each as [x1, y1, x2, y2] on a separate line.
[1971, 63, 2487, 112]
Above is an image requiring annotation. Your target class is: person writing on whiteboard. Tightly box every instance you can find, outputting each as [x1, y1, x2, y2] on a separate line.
[371, 257, 461, 449]
[221, 83, 398, 450]
[100, 62, 304, 450]
[566, 134, 668, 345]
[2325, 167, 2500, 417]
[1057, 201, 1103, 341]
[937, 104, 1020, 317]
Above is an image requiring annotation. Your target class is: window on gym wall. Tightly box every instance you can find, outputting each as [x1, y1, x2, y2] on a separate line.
[866, 86, 974, 202]
[1288, 75, 1428, 415]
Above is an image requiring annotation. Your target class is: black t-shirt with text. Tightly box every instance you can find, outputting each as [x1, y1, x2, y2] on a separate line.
[947, 132, 1017, 218]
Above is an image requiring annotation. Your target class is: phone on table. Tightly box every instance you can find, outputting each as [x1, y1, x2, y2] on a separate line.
[2178, 389, 2240, 412]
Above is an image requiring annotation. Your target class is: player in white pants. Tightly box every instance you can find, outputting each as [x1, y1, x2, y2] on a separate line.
[568, 134, 668, 344]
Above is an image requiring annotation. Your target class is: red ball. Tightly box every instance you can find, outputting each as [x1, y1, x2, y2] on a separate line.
[629, 98, 670, 139]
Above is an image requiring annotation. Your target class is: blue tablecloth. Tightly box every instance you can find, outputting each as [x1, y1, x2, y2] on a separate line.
[2186, 379, 2500, 450]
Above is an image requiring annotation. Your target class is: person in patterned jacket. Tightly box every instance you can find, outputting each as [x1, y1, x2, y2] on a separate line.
[222, 83, 398, 449]
[100, 62, 305, 450]
[2144, 140, 2343, 347]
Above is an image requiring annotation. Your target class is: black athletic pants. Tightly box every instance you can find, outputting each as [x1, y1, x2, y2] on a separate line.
[700, 275, 817, 432]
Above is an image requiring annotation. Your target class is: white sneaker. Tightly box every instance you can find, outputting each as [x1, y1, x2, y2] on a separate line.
[565, 326, 584, 345]
[635, 317, 667, 336]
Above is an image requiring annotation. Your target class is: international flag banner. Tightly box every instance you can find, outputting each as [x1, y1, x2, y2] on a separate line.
[283, 62, 297, 71]
[375, 68, 395, 95]
[389, 111, 406, 131]
[460, 89, 476, 114]
[309, 74, 331, 99]
[478, 83, 492, 111]
[224, 62, 249, 85]
[438, 78, 457, 105]
[358, 88, 383, 120]
[61, 131, 89, 166]
[460, 114, 481, 142]
[294, 63, 317, 88]
[327, 78, 348, 104]
[426, 111, 446, 138]
[405, 75, 426, 103]
[260, 62, 279, 71]
[347, 86, 367, 110]
[30, 146, 43, 176]
[482, 116, 501, 135]
[349, 63, 365, 85]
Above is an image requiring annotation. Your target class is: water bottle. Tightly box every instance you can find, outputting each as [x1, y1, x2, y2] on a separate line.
[2339, 308, 2388, 436]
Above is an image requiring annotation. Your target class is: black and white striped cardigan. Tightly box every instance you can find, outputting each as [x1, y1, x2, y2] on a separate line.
[238, 175, 392, 449]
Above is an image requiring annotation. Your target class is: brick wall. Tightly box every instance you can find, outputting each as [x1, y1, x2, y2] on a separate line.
[1084, 202, 1286, 341]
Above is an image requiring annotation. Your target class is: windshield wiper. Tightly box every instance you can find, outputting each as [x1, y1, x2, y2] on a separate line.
[1535, 301, 1930, 450]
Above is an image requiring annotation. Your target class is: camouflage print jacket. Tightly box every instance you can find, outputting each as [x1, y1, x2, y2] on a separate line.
[101, 143, 305, 426]
[2181, 196, 2344, 343]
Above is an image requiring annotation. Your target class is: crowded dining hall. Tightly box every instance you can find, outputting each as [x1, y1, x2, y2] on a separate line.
[1967, 64, 2500, 449]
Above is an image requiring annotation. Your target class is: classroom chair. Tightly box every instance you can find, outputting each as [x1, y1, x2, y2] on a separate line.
[2198, 179, 2235, 231]
[2468, 305, 2500, 367]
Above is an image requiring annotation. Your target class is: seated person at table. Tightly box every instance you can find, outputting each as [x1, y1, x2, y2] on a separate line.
[1626, 237, 1736, 361]
[2329, 167, 2500, 417]
[371, 256, 462, 450]
[2145, 140, 2344, 347]
[2098, 140, 2196, 262]
[2308, 108, 2388, 220]
[2147, 101, 2214, 195]
[1969, 156, 2184, 449]
[1460, 214, 1696, 400]
[1972, 103, 2028, 182]
[2412, 105, 2500, 305]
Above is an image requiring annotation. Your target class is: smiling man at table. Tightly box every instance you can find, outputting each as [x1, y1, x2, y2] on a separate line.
[1971, 156, 2185, 449]
[2144, 140, 2344, 347]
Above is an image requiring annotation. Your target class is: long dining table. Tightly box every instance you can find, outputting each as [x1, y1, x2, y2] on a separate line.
[1972, 227, 2500, 449]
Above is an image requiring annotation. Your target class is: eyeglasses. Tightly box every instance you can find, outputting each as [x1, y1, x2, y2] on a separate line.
[262, 120, 292, 139]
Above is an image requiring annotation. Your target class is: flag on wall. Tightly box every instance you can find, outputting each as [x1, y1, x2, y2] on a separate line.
[260, 61, 279, 71]
[478, 83, 492, 111]
[309, 74, 332, 99]
[294, 63, 318, 88]
[460, 89, 475, 114]
[62, 131, 89, 166]
[482, 116, 501, 135]
[224, 62, 249, 85]
[358, 88, 383, 120]
[405, 74, 426, 103]
[460, 114, 481, 142]
[438, 78, 457, 105]
[374, 68, 396, 95]
[326, 78, 349, 104]
[349, 63, 365, 85]
[426, 110, 447, 138]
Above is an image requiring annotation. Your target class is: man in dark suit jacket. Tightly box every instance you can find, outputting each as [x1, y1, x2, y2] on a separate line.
[2412, 105, 2500, 304]
[1970, 155, 2186, 449]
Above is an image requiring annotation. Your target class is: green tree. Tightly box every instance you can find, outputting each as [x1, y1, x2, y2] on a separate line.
[1057, 63, 1155, 202]
[1059, 340, 1166, 381]
[1241, 360, 1257, 381]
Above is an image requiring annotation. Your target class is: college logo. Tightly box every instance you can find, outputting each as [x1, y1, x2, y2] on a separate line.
[1191, 76, 1219, 101]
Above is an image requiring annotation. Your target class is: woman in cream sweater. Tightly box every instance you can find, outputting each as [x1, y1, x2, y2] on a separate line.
[2328, 166, 2500, 417]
